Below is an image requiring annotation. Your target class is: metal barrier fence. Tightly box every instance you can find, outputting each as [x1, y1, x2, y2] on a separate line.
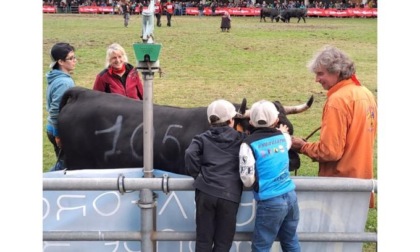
[43, 173, 377, 251]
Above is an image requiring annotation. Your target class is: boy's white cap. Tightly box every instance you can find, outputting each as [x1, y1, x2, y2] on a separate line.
[207, 99, 237, 124]
[250, 100, 279, 127]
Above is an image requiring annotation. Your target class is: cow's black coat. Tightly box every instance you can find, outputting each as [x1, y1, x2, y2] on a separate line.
[58, 87, 305, 175]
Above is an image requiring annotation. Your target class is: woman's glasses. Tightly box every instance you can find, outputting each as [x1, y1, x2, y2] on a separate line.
[65, 56, 77, 61]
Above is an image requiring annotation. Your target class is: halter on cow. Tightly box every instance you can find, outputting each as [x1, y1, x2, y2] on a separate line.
[57, 87, 313, 175]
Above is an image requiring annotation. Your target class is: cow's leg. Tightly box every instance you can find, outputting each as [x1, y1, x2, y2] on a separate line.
[303, 17, 306, 23]
[297, 17, 300, 23]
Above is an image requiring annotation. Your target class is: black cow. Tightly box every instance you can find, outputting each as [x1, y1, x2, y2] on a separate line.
[260, 7, 280, 22]
[279, 8, 307, 23]
[58, 87, 313, 175]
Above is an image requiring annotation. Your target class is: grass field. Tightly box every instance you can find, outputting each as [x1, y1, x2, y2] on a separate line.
[43, 13, 377, 251]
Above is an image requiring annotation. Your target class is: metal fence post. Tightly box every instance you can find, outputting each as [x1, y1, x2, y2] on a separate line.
[133, 4, 162, 250]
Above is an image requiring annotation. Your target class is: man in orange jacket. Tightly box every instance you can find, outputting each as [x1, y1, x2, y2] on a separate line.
[291, 46, 377, 208]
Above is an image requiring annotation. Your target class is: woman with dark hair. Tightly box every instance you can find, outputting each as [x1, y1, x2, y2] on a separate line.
[45, 42, 77, 171]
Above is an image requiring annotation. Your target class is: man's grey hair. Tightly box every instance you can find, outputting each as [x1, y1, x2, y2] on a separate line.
[307, 45, 356, 81]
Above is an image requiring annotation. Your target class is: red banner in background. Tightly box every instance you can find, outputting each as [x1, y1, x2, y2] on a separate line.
[43, 6, 56, 13]
[77, 5, 148, 14]
[306, 8, 376, 17]
[43, 6, 377, 18]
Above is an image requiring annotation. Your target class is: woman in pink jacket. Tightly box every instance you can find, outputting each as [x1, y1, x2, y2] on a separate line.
[93, 43, 143, 100]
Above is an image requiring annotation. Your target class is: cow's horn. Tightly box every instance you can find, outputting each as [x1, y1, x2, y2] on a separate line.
[234, 98, 249, 119]
[239, 98, 247, 114]
[283, 95, 314, 115]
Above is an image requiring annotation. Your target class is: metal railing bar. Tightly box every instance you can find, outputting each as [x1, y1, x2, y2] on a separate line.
[43, 231, 377, 243]
[43, 177, 377, 193]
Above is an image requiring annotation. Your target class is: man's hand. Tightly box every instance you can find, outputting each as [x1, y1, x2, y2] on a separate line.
[291, 137, 306, 152]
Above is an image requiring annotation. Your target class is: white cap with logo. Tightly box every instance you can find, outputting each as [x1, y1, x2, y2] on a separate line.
[250, 100, 279, 128]
[207, 99, 237, 124]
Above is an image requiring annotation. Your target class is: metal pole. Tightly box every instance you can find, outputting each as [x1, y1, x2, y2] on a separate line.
[140, 71, 156, 252]
[142, 73, 154, 178]
[135, 4, 162, 247]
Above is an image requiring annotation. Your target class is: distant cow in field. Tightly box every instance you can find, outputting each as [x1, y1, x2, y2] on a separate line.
[279, 8, 307, 23]
[260, 7, 280, 22]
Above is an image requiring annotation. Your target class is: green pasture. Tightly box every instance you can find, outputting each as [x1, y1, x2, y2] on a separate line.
[43, 13, 377, 251]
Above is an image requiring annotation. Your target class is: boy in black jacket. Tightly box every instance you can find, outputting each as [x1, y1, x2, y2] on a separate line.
[185, 99, 247, 252]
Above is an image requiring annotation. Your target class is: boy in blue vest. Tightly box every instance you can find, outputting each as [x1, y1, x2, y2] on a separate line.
[239, 100, 301, 252]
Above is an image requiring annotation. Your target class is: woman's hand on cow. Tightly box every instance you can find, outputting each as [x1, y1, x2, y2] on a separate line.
[55, 137, 62, 149]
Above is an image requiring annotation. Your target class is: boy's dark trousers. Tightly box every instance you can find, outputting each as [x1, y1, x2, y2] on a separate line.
[194, 190, 239, 252]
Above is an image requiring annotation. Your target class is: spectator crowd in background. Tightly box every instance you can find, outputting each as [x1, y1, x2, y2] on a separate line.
[43, 0, 378, 15]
